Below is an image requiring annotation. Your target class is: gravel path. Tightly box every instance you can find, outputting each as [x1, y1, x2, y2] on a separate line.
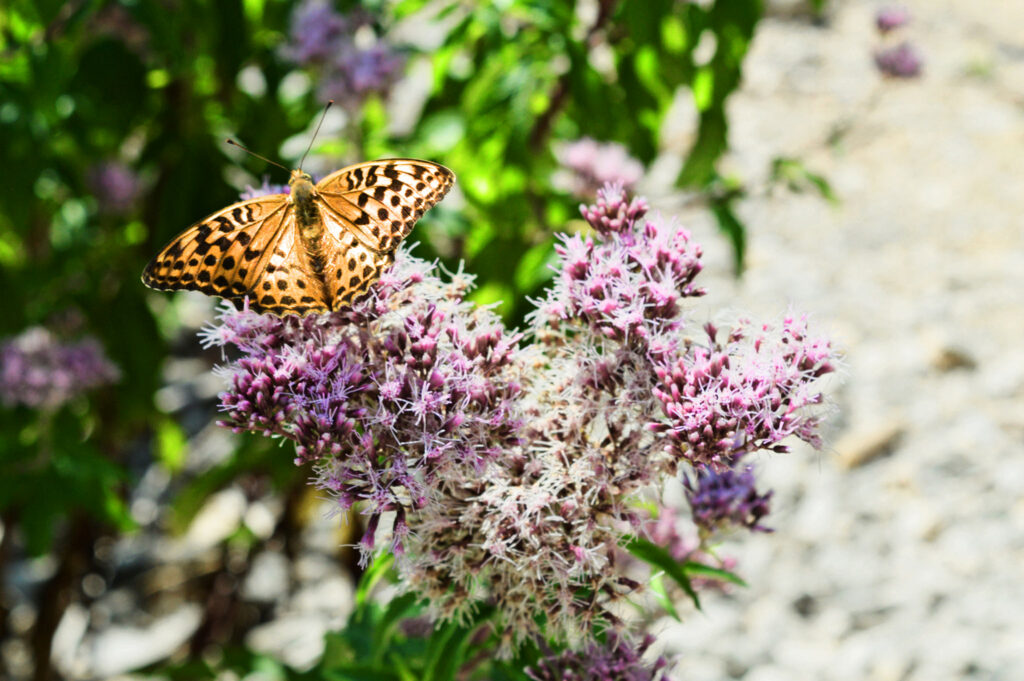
[653, 2, 1024, 679]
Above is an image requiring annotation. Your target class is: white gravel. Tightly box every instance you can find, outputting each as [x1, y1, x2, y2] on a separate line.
[653, 2, 1024, 679]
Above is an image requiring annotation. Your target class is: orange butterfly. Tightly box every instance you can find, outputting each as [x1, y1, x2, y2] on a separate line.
[142, 157, 453, 316]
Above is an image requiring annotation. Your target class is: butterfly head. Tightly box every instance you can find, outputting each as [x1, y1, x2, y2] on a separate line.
[289, 169, 314, 186]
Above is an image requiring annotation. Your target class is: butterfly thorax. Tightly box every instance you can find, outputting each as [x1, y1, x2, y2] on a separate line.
[289, 170, 327, 277]
[289, 171, 320, 234]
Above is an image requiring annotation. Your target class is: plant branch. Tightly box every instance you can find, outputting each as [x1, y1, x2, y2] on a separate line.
[528, 0, 619, 152]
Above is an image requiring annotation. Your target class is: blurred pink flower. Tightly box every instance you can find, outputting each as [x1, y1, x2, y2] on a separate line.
[556, 138, 645, 196]
[875, 42, 923, 78]
[875, 6, 910, 34]
[87, 161, 141, 215]
[1, 327, 119, 409]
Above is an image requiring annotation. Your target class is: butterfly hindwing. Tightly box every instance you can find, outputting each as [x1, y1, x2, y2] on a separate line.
[315, 159, 454, 254]
[241, 216, 331, 316]
[316, 207, 396, 310]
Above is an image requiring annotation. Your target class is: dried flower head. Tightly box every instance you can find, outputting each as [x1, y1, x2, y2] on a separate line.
[0, 327, 119, 409]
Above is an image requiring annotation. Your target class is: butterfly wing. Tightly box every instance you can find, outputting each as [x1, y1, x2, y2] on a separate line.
[142, 195, 331, 316]
[316, 220, 396, 310]
[313, 159, 454, 308]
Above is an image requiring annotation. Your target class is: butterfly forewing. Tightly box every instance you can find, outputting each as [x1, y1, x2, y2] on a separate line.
[143, 196, 284, 299]
[315, 159, 455, 253]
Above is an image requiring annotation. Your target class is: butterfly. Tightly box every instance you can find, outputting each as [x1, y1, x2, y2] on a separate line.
[142, 158, 454, 316]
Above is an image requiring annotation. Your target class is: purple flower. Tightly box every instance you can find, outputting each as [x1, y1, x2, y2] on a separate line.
[87, 161, 141, 215]
[202, 182, 839, 656]
[875, 42, 923, 78]
[200, 252, 525, 565]
[281, 0, 405, 107]
[684, 456, 773, 534]
[641, 506, 740, 590]
[649, 318, 835, 469]
[240, 178, 290, 199]
[532, 183, 704, 350]
[555, 138, 645, 196]
[281, 0, 349, 65]
[0, 327, 119, 409]
[875, 6, 910, 34]
[318, 44, 405, 104]
[526, 633, 669, 681]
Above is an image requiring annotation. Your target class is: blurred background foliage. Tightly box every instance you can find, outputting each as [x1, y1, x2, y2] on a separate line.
[0, 0, 830, 678]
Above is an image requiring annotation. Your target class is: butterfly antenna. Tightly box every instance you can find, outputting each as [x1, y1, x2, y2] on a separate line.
[225, 139, 290, 173]
[299, 100, 333, 171]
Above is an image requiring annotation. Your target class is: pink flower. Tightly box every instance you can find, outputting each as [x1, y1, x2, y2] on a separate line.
[556, 138, 645, 196]
[202, 181, 838, 655]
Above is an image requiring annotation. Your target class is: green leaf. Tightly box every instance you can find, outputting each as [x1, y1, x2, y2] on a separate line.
[661, 15, 688, 53]
[682, 561, 748, 588]
[622, 535, 701, 610]
[371, 592, 422, 662]
[709, 194, 746, 273]
[770, 157, 839, 205]
[513, 238, 556, 292]
[423, 605, 496, 681]
[691, 67, 714, 112]
[156, 418, 188, 472]
[323, 664, 402, 681]
[357, 553, 396, 608]
[649, 573, 682, 622]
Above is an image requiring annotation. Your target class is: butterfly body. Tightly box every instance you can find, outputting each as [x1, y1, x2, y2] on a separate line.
[142, 159, 454, 316]
[290, 170, 320, 230]
[289, 170, 329, 281]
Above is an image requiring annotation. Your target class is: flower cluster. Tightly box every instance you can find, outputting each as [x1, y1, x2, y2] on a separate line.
[526, 633, 669, 681]
[203, 182, 837, 655]
[555, 138, 645, 196]
[87, 161, 141, 215]
[200, 255, 525, 561]
[0, 327, 119, 409]
[282, 0, 404, 107]
[650, 317, 835, 469]
[534, 183, 703, 349]
[684, 455, 773, 535]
